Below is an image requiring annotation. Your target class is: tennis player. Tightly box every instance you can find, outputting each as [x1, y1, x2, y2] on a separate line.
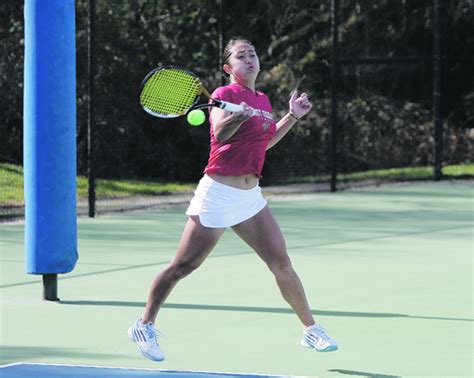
[128, 37, 338, 361]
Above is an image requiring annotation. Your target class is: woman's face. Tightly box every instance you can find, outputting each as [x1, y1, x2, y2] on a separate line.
[224, 42, 260, 84]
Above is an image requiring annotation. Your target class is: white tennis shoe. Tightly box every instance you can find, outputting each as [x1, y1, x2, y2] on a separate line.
[128, 319, 165, 362]
[301, 323, 338, 352]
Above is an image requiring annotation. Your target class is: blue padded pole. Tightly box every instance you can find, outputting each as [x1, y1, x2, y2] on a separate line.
[24, 0, 78, 283]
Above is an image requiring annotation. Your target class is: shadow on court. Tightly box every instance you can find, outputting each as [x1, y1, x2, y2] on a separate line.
[59, 300, 474, 323]
[0, 346, 123, 362]
[327, 369, 401, 378]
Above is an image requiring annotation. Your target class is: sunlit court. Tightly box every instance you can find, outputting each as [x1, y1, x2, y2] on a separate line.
[1, 0, 473, 377]
[1, 182, 473, 377]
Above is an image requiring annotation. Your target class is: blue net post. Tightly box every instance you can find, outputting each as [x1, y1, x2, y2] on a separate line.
[23, 0, 78, 301]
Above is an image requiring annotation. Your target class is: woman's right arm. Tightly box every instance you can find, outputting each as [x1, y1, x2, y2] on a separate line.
[209, 102, 253, 143]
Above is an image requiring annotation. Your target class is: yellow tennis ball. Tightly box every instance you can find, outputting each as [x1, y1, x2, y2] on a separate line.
[187, 109, 206, 126]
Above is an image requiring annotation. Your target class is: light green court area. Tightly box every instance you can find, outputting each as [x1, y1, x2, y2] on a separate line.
[1, 181, 473, 377]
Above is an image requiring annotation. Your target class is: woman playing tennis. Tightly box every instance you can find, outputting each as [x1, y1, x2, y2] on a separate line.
[128, 37, 338, 361]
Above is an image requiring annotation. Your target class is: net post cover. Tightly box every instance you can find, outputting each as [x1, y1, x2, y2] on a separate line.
[23, 0, 78, 275]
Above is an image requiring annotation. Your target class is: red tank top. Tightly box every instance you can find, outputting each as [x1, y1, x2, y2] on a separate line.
[204, 83, 277, 178]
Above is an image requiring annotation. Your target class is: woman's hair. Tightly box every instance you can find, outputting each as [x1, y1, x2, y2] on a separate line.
[222, 36, 255, 66]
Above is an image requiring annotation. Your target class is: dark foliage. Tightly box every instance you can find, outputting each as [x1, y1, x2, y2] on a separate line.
[1, 0, 472, 183]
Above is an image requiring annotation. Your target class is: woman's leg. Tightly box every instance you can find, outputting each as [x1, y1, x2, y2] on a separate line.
[142, 216, 225, 323]
[231, 206, 315, 327]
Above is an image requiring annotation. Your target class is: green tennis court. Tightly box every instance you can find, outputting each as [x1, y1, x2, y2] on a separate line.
[1, 181, 472, 377]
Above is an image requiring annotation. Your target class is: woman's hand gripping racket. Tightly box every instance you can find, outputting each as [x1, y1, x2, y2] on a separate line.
[139, 66, 243, 121]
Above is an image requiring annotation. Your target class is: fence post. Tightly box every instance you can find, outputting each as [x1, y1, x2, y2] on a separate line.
[330, 0, 340, 192]
[433, 0, 443, 180]
[87, 0, 97, 216]
[218, 0, 225, 86]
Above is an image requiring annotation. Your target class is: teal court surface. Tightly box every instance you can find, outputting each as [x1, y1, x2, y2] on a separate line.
[1, 181, 473, 377]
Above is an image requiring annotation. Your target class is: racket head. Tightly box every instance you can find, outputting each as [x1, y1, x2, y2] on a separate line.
[139, 66, 203, 118]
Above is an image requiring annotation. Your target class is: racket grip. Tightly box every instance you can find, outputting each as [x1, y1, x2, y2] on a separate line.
[219, 101, 244, 113]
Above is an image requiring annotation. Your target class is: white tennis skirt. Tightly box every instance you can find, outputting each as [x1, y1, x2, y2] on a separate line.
[186, 174, 267, 228]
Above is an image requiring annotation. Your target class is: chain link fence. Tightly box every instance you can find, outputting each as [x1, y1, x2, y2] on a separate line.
[1, 0, 472, 220]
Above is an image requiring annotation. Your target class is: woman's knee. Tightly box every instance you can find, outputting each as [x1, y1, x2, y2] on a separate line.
[267, 253, 293, 276]
[167, 261, 199, 281]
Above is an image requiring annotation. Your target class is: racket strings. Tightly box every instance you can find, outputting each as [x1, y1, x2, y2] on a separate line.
[140, 69, 201, 116]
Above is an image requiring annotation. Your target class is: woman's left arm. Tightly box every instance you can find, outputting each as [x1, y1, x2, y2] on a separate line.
[266, 91, 312, 150]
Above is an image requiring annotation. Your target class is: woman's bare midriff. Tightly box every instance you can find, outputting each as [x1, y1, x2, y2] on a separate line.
[207, 172, 259, 190]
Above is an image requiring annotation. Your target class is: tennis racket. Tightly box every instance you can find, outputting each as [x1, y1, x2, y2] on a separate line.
[139, 66, 243, 118]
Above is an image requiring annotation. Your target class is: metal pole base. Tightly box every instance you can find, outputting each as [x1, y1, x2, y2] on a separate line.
[43, 274, 60, 301]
